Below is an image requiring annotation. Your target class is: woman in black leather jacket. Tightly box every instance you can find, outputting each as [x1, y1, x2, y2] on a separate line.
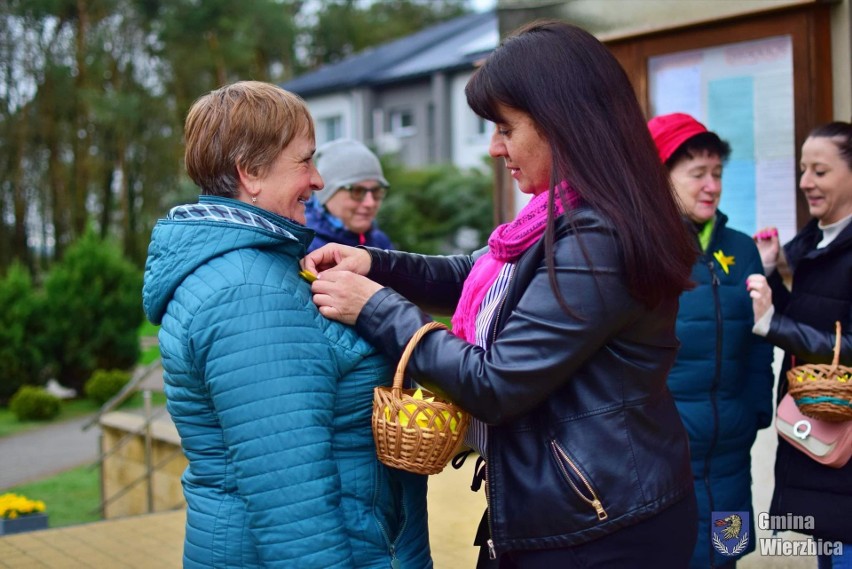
[747, 121, 852, 568]
[305, 21, 699, 568]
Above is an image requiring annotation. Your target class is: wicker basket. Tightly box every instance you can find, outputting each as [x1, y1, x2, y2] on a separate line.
[787, 321, 852, 423]
[372, 321, 470, 475]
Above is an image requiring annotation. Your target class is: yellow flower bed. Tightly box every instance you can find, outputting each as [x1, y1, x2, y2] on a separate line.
[0, 493, 46, 519]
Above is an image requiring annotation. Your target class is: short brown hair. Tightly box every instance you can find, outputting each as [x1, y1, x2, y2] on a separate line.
[184, 81, 314, 197]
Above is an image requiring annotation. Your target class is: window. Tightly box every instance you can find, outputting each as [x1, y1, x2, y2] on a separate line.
[389, 109, 416, 138]
[317, 115, 342, 145]
[476, 116, 489, 136]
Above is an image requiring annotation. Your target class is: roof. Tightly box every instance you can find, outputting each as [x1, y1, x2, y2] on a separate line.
[282, 10, 497, 97]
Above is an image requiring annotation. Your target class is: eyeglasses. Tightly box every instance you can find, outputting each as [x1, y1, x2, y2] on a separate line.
[342, 184, 388, 202]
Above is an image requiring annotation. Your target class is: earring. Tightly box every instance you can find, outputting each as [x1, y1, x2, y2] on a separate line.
[252, 196, 257, 204]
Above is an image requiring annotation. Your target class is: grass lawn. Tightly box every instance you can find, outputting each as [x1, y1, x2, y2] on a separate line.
[139, 320, 161, 365]
[139, 343, 161, 365]
[138, 320, 159, 337]
[4, 463, 102, 528]
[433, 315, 452, 328]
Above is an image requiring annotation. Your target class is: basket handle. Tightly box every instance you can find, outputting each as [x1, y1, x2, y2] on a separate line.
[830, 320, 841, 371]
[392, 321, 449, 393]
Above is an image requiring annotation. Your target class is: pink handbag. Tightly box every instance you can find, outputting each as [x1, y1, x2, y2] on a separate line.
[776, 393, 852, 468]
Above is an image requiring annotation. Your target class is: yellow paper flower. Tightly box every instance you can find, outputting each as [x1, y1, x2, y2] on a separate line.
[381, 388, 462, 433]
[713, 250, 735, 275]
[298, 269, 317, 283]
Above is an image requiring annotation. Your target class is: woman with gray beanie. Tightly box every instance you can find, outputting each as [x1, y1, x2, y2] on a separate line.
[305, 138, 393, 252]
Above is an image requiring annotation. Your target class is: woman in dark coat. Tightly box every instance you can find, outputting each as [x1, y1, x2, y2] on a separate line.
[747, 121, 852, 568]
[304, 21, 699, 568]
[648, 113, 775, 569]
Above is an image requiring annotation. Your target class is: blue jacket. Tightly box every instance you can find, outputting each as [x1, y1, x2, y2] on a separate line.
[304, 200, 393, 253]
[667, 212, 775, 568]
[142, 196, 430, 569]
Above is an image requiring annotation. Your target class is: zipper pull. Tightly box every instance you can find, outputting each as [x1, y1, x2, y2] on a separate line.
[592, 499, 608, 520]
[487, 538, 497, 559]
[707, 262, 720, 286]
[390, 543, 400, 569]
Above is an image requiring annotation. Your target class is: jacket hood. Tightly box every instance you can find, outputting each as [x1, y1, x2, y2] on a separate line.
[143, 196, 314, 324]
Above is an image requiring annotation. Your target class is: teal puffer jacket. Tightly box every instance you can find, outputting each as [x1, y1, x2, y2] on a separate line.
[143, 196, 431, 569]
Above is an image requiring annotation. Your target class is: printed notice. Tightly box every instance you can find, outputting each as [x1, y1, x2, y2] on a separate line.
[648, 35, 796, 238]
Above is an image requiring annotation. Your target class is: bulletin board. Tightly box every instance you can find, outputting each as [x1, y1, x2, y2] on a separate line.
[648, 35, 797, 242]
[606, 3, 834, 234]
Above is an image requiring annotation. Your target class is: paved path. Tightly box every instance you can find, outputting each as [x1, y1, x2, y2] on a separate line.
[0, 362, 165, 491]
[0, 415, 100, 491]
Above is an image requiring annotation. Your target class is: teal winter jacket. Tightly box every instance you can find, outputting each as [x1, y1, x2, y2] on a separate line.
[142, 196, 431, 569]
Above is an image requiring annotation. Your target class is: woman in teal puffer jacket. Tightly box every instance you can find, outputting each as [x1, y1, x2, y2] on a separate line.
[142, 81, 431, 569]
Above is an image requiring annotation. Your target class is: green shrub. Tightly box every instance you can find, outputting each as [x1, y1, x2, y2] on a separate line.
[84, 369, 131, 406]
[0, 262, 46, 403]
[9, 386, 61, 421]
[377, 159, 494, 255]
[40, 228, 143, 393]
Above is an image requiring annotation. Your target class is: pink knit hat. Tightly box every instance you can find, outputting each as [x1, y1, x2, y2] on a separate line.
[647, 113, 708, 163]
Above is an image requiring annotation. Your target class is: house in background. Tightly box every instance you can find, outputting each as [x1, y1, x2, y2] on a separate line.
[281, 10, 498, 170]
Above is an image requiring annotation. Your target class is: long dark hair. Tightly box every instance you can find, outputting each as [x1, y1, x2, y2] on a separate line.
[808, 121, 852, 170]
[465, 20, 694, 308]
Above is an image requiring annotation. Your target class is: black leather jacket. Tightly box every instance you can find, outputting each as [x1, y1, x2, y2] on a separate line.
[767, 218, 852, 542]
[356, 208, 694, 555]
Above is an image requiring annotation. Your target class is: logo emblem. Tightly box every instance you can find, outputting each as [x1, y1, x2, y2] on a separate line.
[712, 511, 749, 557]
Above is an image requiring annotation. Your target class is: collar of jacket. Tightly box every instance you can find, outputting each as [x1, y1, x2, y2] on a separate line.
[198, 195, 315, 251]
[787, 217, 852, 266]
[685, 211, 728, 255]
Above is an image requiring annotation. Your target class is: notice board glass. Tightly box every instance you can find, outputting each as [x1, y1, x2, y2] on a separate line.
[648, 35, 796, 243]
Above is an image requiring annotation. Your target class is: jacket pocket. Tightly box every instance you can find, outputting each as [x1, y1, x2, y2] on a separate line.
[373, 463, 407, 554]
[549, 439, 608, 521]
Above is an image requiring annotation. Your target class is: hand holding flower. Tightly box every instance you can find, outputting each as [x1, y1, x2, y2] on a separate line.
[746, 273, 773, 324]
[310, 270, 383, 326]
[301, 243, 372, 276]
[752, 226, 780, 274]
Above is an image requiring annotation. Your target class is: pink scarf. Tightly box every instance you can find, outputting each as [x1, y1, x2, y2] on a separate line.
[451, 182, 576, 342]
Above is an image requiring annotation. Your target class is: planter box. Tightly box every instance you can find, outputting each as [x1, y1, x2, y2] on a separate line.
[0, 513, 49, 536]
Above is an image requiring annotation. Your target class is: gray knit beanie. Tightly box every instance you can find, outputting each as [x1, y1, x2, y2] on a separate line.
[314, 139, 388, 205]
